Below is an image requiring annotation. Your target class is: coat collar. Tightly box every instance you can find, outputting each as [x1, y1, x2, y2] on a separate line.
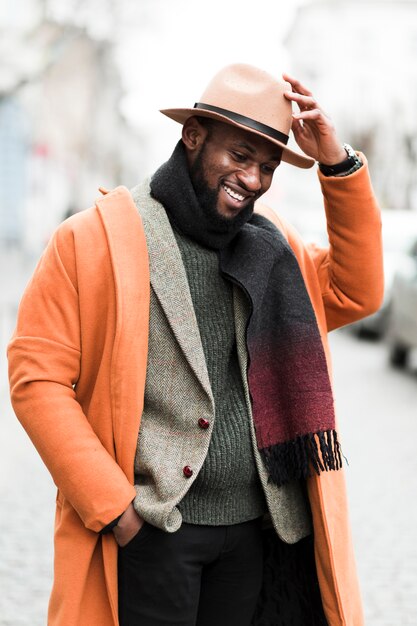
[130, 179, 213, 403]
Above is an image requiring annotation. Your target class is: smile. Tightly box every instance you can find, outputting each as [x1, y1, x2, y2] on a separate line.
[222, 184, 246, 202]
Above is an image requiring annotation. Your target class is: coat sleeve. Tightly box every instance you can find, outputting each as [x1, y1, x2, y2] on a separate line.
[7, 219, 136, 533]
[312, 157, 383, 330]
[261, 157, 384, 332]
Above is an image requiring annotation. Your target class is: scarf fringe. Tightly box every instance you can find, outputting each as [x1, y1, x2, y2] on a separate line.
[260, 430, 342, 487]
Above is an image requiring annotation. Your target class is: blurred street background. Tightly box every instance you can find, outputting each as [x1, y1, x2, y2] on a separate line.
[1, 0, 417, 624]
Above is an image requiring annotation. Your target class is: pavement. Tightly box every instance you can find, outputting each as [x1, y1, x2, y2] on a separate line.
[1, 263, 416, 624]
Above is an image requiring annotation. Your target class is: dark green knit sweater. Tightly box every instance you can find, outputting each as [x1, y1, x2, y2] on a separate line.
[174, 229, 266, 525]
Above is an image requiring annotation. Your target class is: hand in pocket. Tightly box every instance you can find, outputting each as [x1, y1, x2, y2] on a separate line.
[112, 502, 145, 547]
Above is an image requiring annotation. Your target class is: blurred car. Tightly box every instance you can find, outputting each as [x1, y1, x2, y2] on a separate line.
[387, 237, 417, 368]
[349, 210, 417, 338]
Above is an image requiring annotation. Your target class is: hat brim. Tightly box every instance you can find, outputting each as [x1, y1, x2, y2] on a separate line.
[160, 108, 315, 169]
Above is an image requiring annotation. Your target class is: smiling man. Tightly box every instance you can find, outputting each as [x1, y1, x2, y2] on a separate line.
[8, 64, 383, 626]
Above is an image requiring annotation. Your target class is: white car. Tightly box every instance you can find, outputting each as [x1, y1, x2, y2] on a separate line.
[350, 210, 417, 338]
[387, 237, 417, 368]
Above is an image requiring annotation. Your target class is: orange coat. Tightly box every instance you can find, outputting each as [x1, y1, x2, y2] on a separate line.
[8, 161, 383, 626]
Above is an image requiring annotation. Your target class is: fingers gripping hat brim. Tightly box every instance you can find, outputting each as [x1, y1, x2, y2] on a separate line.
[160, 107, 315, 169]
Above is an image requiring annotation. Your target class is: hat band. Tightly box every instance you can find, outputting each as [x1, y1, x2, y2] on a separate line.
[194, 102, 289, 145]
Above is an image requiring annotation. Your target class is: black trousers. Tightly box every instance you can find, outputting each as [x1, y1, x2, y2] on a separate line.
[118, 518, 264, 626]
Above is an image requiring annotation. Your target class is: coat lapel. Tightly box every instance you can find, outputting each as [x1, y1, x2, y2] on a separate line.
[130, 179, 213, 401]
[94, 185, 150, 477]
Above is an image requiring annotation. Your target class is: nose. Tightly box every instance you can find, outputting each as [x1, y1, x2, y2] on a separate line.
[237, 165, 262, 192]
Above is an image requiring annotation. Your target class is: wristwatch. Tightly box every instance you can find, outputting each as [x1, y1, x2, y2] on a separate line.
[319, 144, 362, 177]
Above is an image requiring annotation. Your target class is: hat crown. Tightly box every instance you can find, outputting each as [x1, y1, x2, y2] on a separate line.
[199, 64, 293, 137]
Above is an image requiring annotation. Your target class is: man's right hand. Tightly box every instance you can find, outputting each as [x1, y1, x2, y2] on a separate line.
[112, 502, 144, 547]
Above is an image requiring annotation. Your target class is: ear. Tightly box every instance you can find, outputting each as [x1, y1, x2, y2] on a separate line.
[182, 116, 208, 153]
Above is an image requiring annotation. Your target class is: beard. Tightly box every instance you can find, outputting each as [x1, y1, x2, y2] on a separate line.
[189, 145, 256, 234]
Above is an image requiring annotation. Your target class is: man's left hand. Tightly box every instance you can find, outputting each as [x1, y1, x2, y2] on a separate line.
[112, 502, 144, 547]
[283, 73, 346, 165]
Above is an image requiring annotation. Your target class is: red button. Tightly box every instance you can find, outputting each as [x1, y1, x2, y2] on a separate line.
[198, 418, 210, 429]
[183, 465, 193, 478]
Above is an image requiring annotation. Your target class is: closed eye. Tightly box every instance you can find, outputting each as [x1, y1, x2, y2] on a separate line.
[261, 164, 277, 174]
[231, 151, 248, 163]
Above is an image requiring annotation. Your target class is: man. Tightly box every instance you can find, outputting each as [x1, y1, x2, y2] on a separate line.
[8, 64, 383, 626]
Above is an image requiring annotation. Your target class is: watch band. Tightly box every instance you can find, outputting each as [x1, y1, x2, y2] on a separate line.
[319, 144, 362, 177]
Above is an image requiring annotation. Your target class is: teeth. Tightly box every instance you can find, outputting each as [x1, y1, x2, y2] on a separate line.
[223, 184, 245, 202]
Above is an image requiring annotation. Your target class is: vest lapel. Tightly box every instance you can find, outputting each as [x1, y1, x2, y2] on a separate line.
[131, 180, 213, 401]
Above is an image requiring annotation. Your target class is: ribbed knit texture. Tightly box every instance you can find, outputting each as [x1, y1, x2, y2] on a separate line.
[174, 229, 266, 525]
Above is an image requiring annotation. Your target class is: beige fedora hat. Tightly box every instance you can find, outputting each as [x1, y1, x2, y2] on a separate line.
[161, 63, 315, 169]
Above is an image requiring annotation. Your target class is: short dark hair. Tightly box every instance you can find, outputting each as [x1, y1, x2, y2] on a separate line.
[195, 116, 219, 140]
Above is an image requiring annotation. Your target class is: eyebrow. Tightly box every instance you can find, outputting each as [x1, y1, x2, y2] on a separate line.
[233, 141, 282, 162]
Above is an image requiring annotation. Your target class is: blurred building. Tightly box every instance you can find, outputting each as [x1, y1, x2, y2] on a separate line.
[285, 0, 417, 210]
[0, 6, 145, 255]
